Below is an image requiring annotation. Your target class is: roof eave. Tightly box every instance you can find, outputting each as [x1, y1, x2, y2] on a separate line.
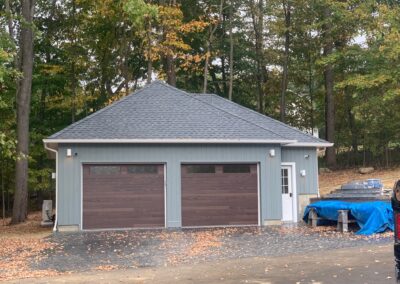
[284, 142, 334, 148]
[43, 138, 297, 145]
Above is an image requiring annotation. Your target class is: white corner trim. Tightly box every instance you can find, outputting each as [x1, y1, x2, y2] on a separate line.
[43, 138, 298, 144]
[257, 163, 261, 226]
[80, 163, 83, 230]
[163, 164, 167, 228]
[284, 142, 334, 147]
[44, 143, 58, 232]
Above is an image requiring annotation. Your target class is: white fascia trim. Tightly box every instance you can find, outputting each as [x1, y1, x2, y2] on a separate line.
[284, 142, 334, 147]
[44, 143, 58, 232]
[43, 138, 298, 144]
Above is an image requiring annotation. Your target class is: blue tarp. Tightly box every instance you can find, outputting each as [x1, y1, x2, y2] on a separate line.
[303, 200, 393, 235]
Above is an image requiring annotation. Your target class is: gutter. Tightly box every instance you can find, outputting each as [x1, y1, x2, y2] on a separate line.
[284, 142, 334, 148]
[44, 143, 58, 232]
[42, 138, 298, 145]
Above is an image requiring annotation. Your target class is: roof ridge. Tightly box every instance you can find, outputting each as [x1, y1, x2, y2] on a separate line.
[50, 82, 156, 139]
[202, 93, 327, 143]
[158, 82, 290, 141]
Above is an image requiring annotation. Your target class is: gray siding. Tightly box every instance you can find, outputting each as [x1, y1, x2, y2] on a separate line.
[57, 144, 283, 228]
[281, 147, 319, 195]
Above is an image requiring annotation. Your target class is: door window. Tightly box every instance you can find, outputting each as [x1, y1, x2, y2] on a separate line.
[127, 165, 158, 174]
[90, 165, 120, 175]
[186, 164, 216, 174]
[223, 164, 251, 173]
[281, 168, 289, 194]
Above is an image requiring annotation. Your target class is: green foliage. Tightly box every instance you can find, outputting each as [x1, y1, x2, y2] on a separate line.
[0, 132, 16, 160]
[124, 0, 158, 28]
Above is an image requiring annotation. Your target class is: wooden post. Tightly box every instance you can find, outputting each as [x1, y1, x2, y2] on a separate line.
[308, 208, 318, 227]
[337, 210, 349, 232]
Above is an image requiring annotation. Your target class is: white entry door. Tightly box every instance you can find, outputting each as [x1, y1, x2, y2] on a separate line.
[281, 165, 296, 222]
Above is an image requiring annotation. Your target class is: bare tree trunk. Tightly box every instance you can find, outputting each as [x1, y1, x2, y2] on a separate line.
[2, 161, 5, 225]
[308, 45, 314, 135]
[385, 143, 389, 168]
[322, 6, 336, 168]
[228, 0, 234, 101]
[146, 19, 152, 84]
[203, 37, 210, 93]
[71, 0, 77, 123]
[5, 0, 14, 39]
[344, 87, 357, 166]
[250, 0, 265, 113]
[71, 62, 76, 123]
[6, 0, 20, 113]
[280, 0, 290, 122]
[120, 21, 131, 95]
[12, 0, 35, 224]
[167, 0, 176, 87]
[221, 56, 227, 95]
[166, 55, 176, 86]
[203, 0, 224, 93]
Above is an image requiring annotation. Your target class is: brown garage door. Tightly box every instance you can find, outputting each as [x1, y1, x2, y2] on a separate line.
[181, 164, 258, 226]
[83, 164, 164, 229]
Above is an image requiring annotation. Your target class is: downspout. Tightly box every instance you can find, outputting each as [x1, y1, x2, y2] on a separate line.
[44, 142, 58, 232]
[316, 148, 320, 198]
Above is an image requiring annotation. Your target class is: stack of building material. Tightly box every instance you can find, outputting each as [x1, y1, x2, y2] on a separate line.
[317, 179, 390, 201]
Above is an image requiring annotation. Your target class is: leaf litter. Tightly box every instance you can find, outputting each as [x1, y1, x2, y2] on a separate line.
[0, 212, 394, 281]
[0, 212, 59, 281]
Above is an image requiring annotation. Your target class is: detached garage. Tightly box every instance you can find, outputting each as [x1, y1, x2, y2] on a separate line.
[43, 81, 332, 231]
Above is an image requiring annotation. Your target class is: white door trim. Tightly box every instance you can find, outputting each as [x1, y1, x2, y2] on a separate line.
[281, 162, 298, 222]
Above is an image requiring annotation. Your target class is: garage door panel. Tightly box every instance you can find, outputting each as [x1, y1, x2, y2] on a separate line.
[83, 200, 164, 210]
[83, 193, 164, 201]
[84, 217, 164, 229]
[83, 164, 164, 229]
[182, 215, 257, 226]
[84, 180, 164, 190]
[182, 192, 257, 199]
[182, 198, 257, 208]
[181, 164, 258, 227]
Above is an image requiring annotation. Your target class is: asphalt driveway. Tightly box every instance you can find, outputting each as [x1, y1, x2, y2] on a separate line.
[33, 224, 393, 273]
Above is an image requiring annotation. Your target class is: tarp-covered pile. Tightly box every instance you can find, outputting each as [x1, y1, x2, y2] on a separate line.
[303, 200, 393, 235]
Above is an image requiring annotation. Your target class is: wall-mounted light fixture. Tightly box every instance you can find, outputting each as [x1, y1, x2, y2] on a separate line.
[300, 169, 306, 177]
[269, 149, 275, 157]
[66, 148, 72, 157]
[304, 154, 310, 159]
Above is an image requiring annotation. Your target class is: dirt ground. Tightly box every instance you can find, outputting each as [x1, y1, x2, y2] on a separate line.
[319, 167, 400, 195]
[0, 213, 55, 280]
[0, 212, 52, 238]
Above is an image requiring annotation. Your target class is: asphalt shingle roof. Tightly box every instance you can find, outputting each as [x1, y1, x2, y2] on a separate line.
[194, 94, 328, 144]
[47, 81, 330, 146]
